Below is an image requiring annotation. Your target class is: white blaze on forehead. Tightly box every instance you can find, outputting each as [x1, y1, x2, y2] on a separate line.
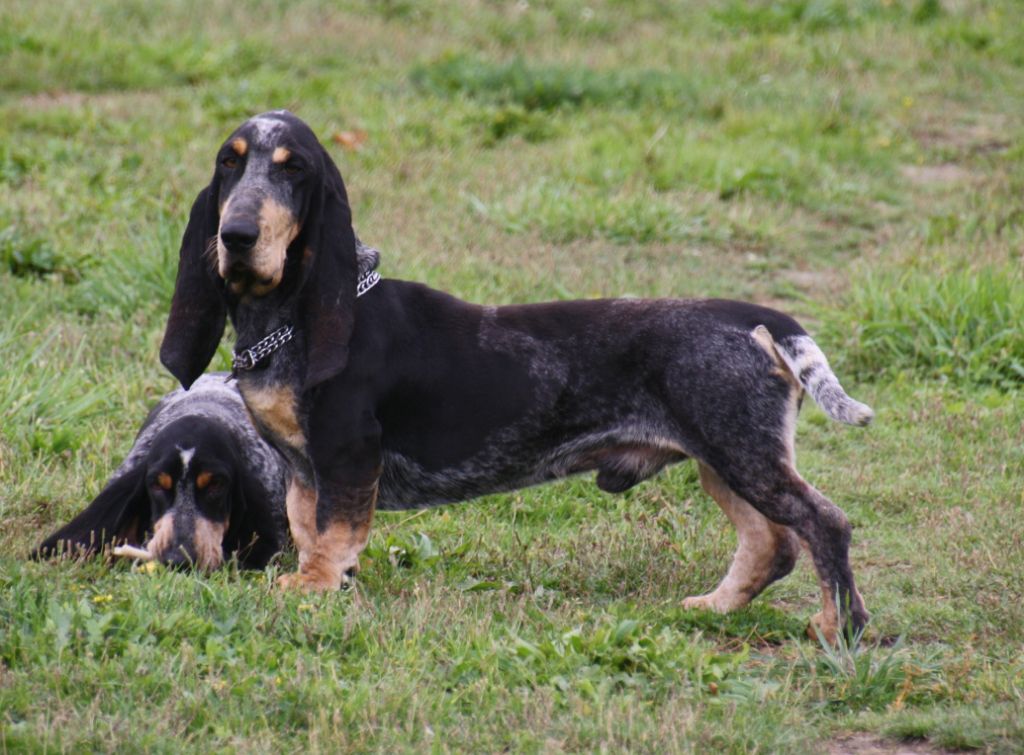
[249, 115, 287, 147]
[178, 447, 195, 473]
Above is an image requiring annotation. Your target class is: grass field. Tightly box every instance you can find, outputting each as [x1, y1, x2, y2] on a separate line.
[2, 0, 1023, 751]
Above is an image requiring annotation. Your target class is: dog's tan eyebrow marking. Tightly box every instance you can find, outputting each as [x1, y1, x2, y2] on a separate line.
[231, 138, 248, 156]
[157, 472, 173, 491]
[196, 471, 213, 490]
[272, 146, 291, 164]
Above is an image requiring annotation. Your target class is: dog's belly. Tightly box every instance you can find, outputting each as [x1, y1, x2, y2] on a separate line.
[375, 425, 688, 510]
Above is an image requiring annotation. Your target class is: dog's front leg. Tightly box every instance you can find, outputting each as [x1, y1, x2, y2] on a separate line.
[277, 416, 382, 592]
[277, 474, 378, 591]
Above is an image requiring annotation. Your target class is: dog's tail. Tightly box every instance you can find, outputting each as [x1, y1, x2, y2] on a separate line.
[772, 332, 874, 426]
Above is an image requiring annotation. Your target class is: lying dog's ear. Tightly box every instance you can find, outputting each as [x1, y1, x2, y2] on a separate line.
[160, 185, 226, 390]
[223, 470, 283, 569]
[296, 145, 359, 390]
[32, 466, 152, 560]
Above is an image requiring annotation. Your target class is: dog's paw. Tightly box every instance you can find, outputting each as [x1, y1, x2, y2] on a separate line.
[683, 594, 722, 612]
[339, 566, 358, 591]
[276, 571, 339, 592]
[806, 610, 839, 645]
[807, 606, 870, 646]
[682, 590, 748, 613]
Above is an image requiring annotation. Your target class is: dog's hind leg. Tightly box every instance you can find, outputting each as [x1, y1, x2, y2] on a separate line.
[719, 462, 869, 644]
[683, 462, 800, 612]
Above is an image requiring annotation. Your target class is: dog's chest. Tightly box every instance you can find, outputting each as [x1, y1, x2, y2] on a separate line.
[237, 380, 307, 453]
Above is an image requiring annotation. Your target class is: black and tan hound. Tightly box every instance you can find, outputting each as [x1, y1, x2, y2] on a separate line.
[160, 110, 873, 641]
[35, 375, 290, 569]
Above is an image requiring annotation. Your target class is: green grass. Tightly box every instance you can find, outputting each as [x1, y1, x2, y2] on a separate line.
[824, 265, 1024, 388]
[412, 54, 703, 113]
[2, 0, 1024, 751]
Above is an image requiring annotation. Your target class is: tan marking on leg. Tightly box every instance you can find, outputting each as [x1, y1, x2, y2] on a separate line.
[144, 513, 176, 561]
[794, 483, 869, 645]
[241, 385, 306, 451]
[231, 137, 248, 156]
[804, 556, 867, 645]
[683, 463, 799, 613]
[279, 486, 378, 592]
[278, 519, 373, 592]
[807, 581, 840, 645]
[803, 542, 840, 645]
[285, 477, 317, 568]
[271, 146, 290, 163]
[193, 516, 227, 570]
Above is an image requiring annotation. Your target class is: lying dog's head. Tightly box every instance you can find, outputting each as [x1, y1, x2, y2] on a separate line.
[35, 417, 276, 569]
[160, 110, 359, 391]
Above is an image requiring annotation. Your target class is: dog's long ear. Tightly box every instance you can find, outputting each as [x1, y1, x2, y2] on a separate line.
[160, 185, 226, 389]
[297, 145, 359, 390]
[32, 467, 152, 560]
[223, 471, 284, 569]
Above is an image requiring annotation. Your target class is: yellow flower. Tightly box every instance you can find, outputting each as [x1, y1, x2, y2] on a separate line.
[92, 594, 113, 604]
[902, 96, 914, 108]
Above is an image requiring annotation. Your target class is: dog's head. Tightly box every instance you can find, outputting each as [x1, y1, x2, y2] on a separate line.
[34, 417, 276, 570]
[160, 110, 359, 390]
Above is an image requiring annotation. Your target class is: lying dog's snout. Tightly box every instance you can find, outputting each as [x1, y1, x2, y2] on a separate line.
[220, 219, 260, 254]
[161, 544, 197, 569]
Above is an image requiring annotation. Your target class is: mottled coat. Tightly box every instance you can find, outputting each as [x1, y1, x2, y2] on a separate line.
[36, 375, 289, 568]
[159, 111, 872, 641]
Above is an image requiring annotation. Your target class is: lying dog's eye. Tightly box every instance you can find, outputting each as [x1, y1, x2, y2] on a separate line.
[196, 471, 224, 492]
[284, 162, 302, 175]
[221, 156, 238, 169]
[151, 472, 173, 492]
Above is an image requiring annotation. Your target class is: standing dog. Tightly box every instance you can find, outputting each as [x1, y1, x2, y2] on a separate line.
[160, 111, 872, 641]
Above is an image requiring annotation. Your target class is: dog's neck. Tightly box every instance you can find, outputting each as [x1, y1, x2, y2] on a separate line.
[227, 237, 382, 370]
[229, 289, 295, 356]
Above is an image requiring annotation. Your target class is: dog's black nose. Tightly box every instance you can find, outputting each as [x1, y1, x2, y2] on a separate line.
[220, 220, 260, 253]
[161, 545, 196, 570]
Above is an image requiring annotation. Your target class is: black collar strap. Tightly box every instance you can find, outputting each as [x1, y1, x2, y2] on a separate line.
[231, 268, 381, 373]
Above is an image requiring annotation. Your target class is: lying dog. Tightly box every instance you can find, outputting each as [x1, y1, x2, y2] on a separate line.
[160, 110, 873, 641]
[35, 374, 289, 569]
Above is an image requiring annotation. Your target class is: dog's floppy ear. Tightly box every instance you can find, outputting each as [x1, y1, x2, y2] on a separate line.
[223, 471, 284, 569]
[296, 145, 359, 390]
[32, 466, 152, 560]
[160, 184, 226, 389]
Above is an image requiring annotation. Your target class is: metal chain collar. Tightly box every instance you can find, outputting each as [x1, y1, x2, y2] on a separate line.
[231, 324, 294, 372]
[356, 270, 381, 298]
[231, 268, 382, 373]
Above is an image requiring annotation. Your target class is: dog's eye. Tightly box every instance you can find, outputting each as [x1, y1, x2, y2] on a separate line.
[196, 471, 224, 493]
[151, 472, 173, 492]
[221, 156, 238, 169]
[284, 161, 302, 175]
